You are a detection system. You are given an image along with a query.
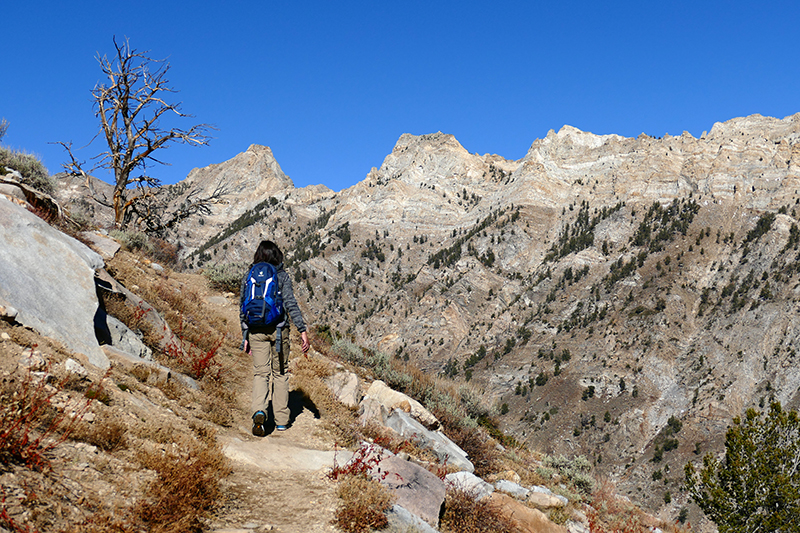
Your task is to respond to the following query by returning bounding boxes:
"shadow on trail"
[288,389,320,427]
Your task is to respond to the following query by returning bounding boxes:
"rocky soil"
[0,259,345,533]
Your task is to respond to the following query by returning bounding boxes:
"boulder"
[107,315,153,361]
[445,471,494,500]
[529,485,569,508]
[325,370,361,408]
[385,504,439,533]
[488,493,568,533]
[80,231,121,260]
[527,491,566,510]
[0,197,108,369]
[495,479,530,500]
[366,380,439,428]
[385,409,474,473]
[372,454,446,527]
[358,396,388,426]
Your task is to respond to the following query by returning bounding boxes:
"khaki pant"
[250,327,290,426]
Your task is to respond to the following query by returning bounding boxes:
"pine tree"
[684,402,800,532]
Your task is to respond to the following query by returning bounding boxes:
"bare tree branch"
[56,141,112,208]
[59,36,219,229]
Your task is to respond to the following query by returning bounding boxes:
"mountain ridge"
[55,112,800,524]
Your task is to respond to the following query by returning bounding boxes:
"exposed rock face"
[0,197,108,369]
[170,144,332,254]
[52,173,116,228]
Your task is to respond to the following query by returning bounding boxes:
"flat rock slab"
[0,197,108,369]
[374,454,446,527]
[80,231,121,260]
[221,436,352,472]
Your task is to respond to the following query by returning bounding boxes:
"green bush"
[203,262,248,293]
[0,145,54,194]
[542,454,596,496]
[685,402,800,532]
[110,229,148,250]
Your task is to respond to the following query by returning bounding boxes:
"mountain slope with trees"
[51,112,800,528]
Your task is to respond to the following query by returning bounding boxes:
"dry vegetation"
[0,243,241,532]
[440,488,516,533]
[296,327,694,533]
[333,474,393,533]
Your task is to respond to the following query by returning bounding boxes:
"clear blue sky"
[3,1,799,192]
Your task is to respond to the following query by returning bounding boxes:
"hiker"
[240,240,310,436]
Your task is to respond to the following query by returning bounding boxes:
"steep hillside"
[54,112,800,525]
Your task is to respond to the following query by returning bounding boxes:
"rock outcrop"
[0,197,108,369]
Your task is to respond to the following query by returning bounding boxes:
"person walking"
[240,240,310,436]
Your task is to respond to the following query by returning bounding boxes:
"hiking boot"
[276,425,287,431]
[252,411,266,437]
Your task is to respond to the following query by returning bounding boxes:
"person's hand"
[300,331,310,357]
[241,339,250,354]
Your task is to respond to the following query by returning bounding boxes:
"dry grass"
[334,474,394,533]
[440,488,516,533]
[443,424,500,478]
[0,366,94,472]
[107,251,238,347]
[154,376,184,401]
[291,355,360,447]
[198,377,235,427]
[72,411,127,452]
[132,421,178,445]
[129,364,153,383]
[134,437,230,533]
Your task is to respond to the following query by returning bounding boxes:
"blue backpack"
[241,262,284,327]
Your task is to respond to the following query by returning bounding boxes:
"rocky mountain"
[0,192,613,533]
[56,112,800,524]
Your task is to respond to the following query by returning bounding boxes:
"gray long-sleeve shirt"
[239,262,307,333]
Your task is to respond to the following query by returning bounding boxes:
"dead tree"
[61,37,222,230]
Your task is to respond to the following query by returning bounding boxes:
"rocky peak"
[706,112,800,141]
[184,143,294,198]
[392,131,468,155]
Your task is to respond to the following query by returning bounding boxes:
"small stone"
[0,332,10,340]
[0,305,18,320]
[65,358,88,377]
[19,349,46,370]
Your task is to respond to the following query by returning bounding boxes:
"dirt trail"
[202,294,347,533]
[208,404,343,533]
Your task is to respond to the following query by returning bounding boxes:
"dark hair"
[253,240,283,266]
